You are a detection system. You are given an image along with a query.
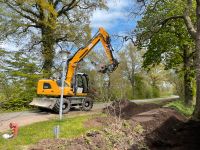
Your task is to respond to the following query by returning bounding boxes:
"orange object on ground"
[9,122,19,137]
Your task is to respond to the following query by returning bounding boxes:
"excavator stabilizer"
[30,98,57,109]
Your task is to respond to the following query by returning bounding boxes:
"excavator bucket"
[29,98,57,109]
[98,59,119,74]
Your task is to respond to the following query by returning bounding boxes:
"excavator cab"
[74,73,89,94]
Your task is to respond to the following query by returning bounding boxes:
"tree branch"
[12,0,40,18]
[18,24,40,35]
[5,1,38,24]
[78,1,97,10]
[19,5,40,18]
[183,0,196,39]
[56,34,69,43]
[53,0,61,9]
[159,16,184,26]
[58,0,80,16]
[63,12,78,23]
[27,40,43,52]
[136,15,184,46]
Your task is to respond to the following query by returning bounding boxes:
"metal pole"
[59,60,66,120]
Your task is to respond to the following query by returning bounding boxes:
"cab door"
[74,74,89,94]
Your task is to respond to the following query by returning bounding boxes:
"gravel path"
[0,96,179,132]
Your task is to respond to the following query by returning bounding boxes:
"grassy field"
[165,100,194,117]
[0,114,102,150]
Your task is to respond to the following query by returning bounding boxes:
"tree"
[0,50,41,109]
[0,0,106,77]
[135,0,200,119]
[136,10,195,105]
[115,43,168,99]
[119,43,142,98]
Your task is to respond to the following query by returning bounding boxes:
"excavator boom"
[65,27,118,87]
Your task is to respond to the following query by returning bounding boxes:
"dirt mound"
[103,100,195,150]
[29,131,107,150]
[103,99,161,119]
[144,119,200,150]
[30,100,200,150]
[130,108,187,133]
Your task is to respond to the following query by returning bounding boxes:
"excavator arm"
[65,27,118,87]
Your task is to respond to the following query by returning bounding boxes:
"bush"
[0,85,37,111]
[165,100,194,117]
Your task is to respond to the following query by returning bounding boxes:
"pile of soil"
[29,131,107,150]
[103,99,161,119]
[29,100,200,150]
[144,118,200,150]
[130,108,187,133]
[103,100,200,150]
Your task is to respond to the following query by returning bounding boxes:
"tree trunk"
[183,46,193,105]
[131,81,135,99]
[105,74,112,100]
[184,72,193,105]
[193,0,200,119]
[41,27,55,78]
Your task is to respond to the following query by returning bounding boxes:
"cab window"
[77,75,83,87]
[43,83,51,89]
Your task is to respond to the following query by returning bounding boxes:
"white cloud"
[90,0,132,29]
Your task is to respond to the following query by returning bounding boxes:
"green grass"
[165,100,194,117]
[0,114,102,150]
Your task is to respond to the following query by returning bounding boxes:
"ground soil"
[103,99,162,119]
[143,116,200,150]
[29,100,200,150]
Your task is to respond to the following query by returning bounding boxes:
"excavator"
[30,27,118,113]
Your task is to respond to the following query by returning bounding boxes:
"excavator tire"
[82,98,93,111]
[53,99,71,114]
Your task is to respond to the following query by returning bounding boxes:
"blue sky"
[90,0,137,36]
[90,0,139,52]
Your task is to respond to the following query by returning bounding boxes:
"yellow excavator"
[30,27,118,113]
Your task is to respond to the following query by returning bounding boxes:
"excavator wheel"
[82,98,93,111]
[53,99,71,114]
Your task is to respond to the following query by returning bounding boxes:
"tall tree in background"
[135,0,200,119]
[0,0,106,77]
[136,10,195,105]
[119,43,142,98]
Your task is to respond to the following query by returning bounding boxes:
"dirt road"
[0,96,178,132]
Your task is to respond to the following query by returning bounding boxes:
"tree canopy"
[0,0,106,76]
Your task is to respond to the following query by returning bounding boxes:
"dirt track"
[0,96,178,132]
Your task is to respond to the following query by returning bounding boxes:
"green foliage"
[135,0,196,104]
[165,100,194,117]
[0,50,41,110]
[136,0,195,71]
[0,114,100,150]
